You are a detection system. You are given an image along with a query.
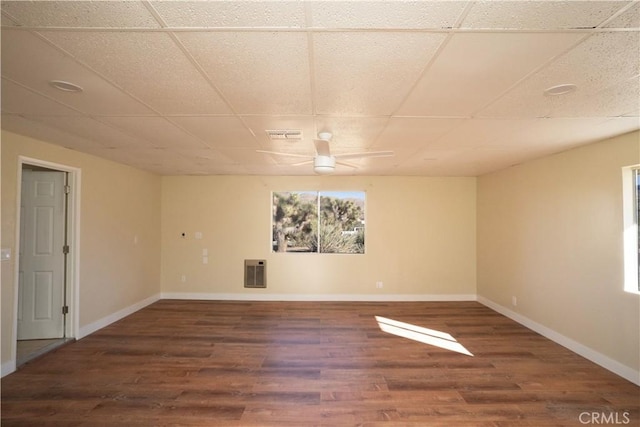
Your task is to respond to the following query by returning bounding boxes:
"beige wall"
[477,131,640,373]
[161,175,477,297]
[1,131,162,367]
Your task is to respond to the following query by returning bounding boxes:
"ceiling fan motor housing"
[314,155,336,174]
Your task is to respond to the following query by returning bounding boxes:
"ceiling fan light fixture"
[314,155,336,174]
[318,131,333,141]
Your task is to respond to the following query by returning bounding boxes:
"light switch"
[203,256,209,264]
[1,248,11,261]
[195,232,203,240]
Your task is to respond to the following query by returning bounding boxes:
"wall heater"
[244,259,266,288]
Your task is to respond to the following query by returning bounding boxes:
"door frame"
[12,156,81,366]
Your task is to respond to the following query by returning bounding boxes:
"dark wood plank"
[2,300,638,426]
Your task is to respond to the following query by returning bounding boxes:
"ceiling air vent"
[266,129,303,140]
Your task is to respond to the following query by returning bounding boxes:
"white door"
[18,169,66,340]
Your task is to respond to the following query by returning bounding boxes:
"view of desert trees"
[272,191,365,254]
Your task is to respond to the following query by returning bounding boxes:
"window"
[622,166,640,293]
[272,191,365,254]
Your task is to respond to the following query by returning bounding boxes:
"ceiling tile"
[1,13,18,26]
[244,164,311,176]
[505,117,635,152]
[1,1,160,28]
[553,75,640,118]
[434,118,640,175]
[1,29,155,116]
[40,31,232,115]
[178,32,312,115]
[173,148,236,166]
[374,118,463,150]
[313,32,447,115]
[2,114,109,152]
[397,32,585,117]
[1,79,81,116]
[478,32,640,118]
[428,118,537,149]
[309,1,468,29]
[604,2,640,28]
[149,1,306,28]
[446,148,539,175]
[595,117,640,139]
[168,116,259,149]
[400,146,550,176]
[461,1,630,29]
[24,115,156,149]
[391,148,467,176]
[100,117,211,150]
[219,147,278,167]
[91,147,189,174]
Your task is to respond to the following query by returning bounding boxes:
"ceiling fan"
[257,132,394,174]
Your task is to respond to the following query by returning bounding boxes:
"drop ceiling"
[1,0,638,176]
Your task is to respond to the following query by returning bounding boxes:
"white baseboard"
[1,360,16,377]
[77,293,160,340]
[477,295,640,386]
[161,292,477,302]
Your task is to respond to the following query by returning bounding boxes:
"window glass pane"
[319,191,366,254]
[272,192,317,253]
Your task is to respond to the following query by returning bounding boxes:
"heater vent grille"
[244,259,266,288]
[266,129,302,140]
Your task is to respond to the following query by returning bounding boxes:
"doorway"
[15,159,78,367]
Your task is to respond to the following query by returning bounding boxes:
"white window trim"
[622,165,639,294]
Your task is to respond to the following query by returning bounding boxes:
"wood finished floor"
[1,300,638,426]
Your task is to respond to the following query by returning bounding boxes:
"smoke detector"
[49,80,83,93]
[544,84,577,96]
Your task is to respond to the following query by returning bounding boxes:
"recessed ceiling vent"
[266,129,303,140]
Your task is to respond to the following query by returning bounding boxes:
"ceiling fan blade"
[313,139,331,157]
[291,159,314,167]
[334,151,395,160]
[336,160,359,169]
[256,150,313,159]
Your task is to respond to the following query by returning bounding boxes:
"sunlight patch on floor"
[375,316,473,356]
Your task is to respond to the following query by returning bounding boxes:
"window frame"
[271,190,366,255]
[622,165,640,294]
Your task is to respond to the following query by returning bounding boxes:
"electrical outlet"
[512,296,517,307]
[376,281,383,289]
[181,274,187,283]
